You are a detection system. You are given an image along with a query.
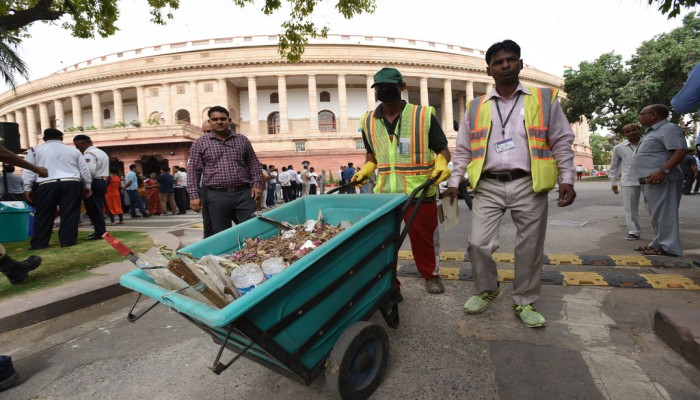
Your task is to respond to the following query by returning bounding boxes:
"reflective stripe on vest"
[466,86,559,193]
[360,104,436,195]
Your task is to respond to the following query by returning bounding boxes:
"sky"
[6,0,698,88]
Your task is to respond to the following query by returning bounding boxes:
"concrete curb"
[654,308,700,369]
[0,230,181,334]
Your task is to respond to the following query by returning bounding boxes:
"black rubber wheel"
[325,321,390,400]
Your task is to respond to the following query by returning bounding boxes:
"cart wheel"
[325,321,389,400]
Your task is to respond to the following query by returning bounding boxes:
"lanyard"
[494,92,521,137]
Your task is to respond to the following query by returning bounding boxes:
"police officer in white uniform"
[23,129,92,249]
[73,134,109,240]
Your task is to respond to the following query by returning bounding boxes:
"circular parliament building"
[0,34,593,177]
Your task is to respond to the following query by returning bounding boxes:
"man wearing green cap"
[352,67,451,294]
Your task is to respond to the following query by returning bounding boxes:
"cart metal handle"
[399,177,436,244]
[325,181,356,194]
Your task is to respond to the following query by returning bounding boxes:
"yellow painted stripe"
[609,255,653,266]
[493,253,515,263]
[440,252,465,261]
[440,267,460,280]
[562,272,608,286]
[547,254,583,265]
[498,269,514,283]
[639,274,700,290]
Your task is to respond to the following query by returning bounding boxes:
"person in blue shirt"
[125,164,150,218]
[342,162,356,194]
[157,167,177,215]
[672,62,700,114]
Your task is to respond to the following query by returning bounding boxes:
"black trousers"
[84,178,107,236]
[204,188,256,235]
[174,187,187,214]
[31,180,82,248]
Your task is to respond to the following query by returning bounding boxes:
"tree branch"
[0,0,66,32]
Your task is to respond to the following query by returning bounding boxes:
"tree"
[0,0,376,87]
[589,133,616,166]
[651,0,700,18]
[0,28,27,88]
[563,12,700,135]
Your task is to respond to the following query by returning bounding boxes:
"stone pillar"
[136,86,147,125]
[486,83,493,95]
[247,77,259,135]
[307,75,319,132]
[162,83,172,124]
[0,115,5,122]
[218,78,228,110]
[337,74,348,131]
[6,113,15,123]
[420,77,429,106]
[14,109,28,149]
[71,95,83,129]
[39,102,50,133]
[457,94,465,127]
[54,99,65,130]
[26,106,39,146]
[91,92,102,129]
[443,79,454,133]
[278,75,289,134]
[366,75,375,110]
[189,80,200,127]
[113,89,124,123]
[466,81,474,103]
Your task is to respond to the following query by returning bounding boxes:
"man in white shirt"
[278,166,291,202]
[609,124,643,241]
[172,166,188,214]
[24,129,92,249]
[301,162,311,196]
[287,165,299,200]
[73,134,109,240]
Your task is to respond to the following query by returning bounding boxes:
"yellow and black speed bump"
[598,271,653,288]
[541,271,565,285]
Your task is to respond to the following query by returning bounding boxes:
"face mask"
[377,87,401,103]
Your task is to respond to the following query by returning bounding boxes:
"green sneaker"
[463,287,502,314]
[513,304,546,328]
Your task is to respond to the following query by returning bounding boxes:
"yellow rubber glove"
[351,161,377,186]
[431,153,451,185]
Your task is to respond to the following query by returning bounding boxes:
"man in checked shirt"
[187,106,264,236]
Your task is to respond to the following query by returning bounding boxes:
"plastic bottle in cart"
[261,257,286,279]
[230,263,265,296]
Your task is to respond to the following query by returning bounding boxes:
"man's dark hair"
[649,104,670,119]
[282,166,287,171]
[129,164,137,171]
[172,165,180,171]
[179,167,186,172]
[348,162,354,168]
[208,106,229,117]
[288,165,293,169]
[485,39,521,65]
[261,164,267,169]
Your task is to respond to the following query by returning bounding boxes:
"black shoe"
[0,255,42,284]
[86,233,102,240]
[142,214,152,218]
[0,355,19,391]
[131,215,142,218]
[390,289,403,303]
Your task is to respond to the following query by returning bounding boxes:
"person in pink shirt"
[444,39,576,328]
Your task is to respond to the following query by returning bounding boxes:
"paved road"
[1,182,699,399]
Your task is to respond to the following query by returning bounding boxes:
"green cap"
[372,67,404,88]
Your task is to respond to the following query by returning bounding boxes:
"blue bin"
[0,201,30,243]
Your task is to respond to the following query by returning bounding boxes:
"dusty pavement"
[0,181,699,399]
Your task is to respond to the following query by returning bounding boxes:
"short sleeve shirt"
[630,120,686,182]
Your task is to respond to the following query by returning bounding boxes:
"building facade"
[0,34,593,178]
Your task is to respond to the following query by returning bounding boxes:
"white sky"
[6,0,697,88]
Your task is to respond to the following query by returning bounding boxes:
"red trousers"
[402,201,439,281]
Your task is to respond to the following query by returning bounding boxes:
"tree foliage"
[563,12,700,135]
[589,133,616,166]
[651,0,700,18]
[0,0,376,87]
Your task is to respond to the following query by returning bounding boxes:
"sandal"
[634,246,655,252]
[641,247,678,257]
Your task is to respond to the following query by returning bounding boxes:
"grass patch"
[0,231,152,299]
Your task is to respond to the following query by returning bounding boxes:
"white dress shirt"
[83,145,110,179]
[23,139,91,191]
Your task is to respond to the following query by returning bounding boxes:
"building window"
[355,140,365,150]
[267,112,280,135]
[319,91,331,102]
[318,110,336,132]
[103,109,111,120]
[270,92,279,104]
[294,141,306,152]
[175,109,191,124]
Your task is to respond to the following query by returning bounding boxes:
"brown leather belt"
[206,184,250,193]
[481,169,530,182]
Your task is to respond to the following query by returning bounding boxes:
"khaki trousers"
[469,176,548,306]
